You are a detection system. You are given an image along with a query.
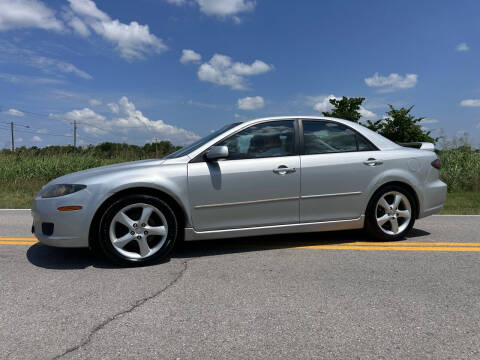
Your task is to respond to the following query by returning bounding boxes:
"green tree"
[322,96,366,122]
[365,105,436,143]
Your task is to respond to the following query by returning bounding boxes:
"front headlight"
[39,184,87,198]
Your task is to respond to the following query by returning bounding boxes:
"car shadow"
[26,227,431,270]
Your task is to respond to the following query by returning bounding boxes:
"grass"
[441,192,480,215]
[0,149,479,213]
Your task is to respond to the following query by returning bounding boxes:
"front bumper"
[31,190,94,248]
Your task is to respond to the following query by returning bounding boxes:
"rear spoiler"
[398,142,435,151]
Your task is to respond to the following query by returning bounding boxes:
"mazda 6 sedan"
[32,116,447,265]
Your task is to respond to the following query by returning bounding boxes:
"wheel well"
[88,187,187,250]
[369,181,420,219]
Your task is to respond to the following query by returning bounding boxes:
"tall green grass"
[0,147,478,209]
[0,153,125,184]
[438,149,480,192]
[0,149,479,189]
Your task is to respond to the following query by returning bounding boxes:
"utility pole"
[10,121,14,152]
[153,137,159,158]
[73,120,77,150]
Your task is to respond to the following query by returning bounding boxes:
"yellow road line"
[348,241,480,247]
[0,237,37,241]
[0,237,38,245]
[1,237,480,252]
[0,241,37,245]
[296,245,480,252]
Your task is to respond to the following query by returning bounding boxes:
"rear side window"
[302,121,376,154]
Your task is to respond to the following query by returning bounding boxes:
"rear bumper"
[31,190,92,248]
[418,179,447,219]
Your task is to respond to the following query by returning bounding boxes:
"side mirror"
[205,146,229,161]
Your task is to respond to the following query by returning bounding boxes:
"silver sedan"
[32,116,447,265]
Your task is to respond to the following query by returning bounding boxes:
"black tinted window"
[218,121,295,160]
[303,121,357,154]
[357,133,377,151]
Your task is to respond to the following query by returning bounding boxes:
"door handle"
[364,158,383,166]
[273,165,296,175]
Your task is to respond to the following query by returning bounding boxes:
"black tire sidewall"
[365,185,416,241]
[98,194,178,265]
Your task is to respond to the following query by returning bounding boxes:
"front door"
[188,120,300,231]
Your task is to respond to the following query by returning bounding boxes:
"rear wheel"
[365,185,416,241]
[98,195,179,265]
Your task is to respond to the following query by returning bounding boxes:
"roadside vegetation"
[0,99,478,212]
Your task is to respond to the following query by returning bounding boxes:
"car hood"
[48,158,166,185]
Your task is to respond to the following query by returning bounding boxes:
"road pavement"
[1,211,479,359]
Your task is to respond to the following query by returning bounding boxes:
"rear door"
[300,120,382,222]
[188,120,301,231]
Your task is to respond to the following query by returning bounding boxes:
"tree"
[322,96,366,123]
[365,105,436,143]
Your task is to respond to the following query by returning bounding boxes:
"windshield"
[165,122,242,159]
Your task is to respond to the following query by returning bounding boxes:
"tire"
[97,194,179,266]
[365,184,416,241]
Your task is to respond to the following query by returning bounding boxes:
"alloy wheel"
[375,191,411,235]
[108,203,168,259]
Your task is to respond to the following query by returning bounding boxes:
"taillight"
[431,159,441,169]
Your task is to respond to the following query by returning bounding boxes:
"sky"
[0,0,479,148]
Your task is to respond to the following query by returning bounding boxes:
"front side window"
[166,122,241,159]
[303,121,375,154]
[217,120,295,160]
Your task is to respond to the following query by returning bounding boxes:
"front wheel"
[365,185,416,241]
[98,195,179,265]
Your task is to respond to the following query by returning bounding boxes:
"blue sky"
[0,0,479,148]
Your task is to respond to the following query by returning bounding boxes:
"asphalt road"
[1,211,480,359]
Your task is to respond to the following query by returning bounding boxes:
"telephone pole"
[10,121,14,152]
[153,137,159,158]
[73,120,77,150]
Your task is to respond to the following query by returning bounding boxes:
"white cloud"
[0,72,64,85]
[52,96,200,145]
[165,0,255,20]
[310,94,378,120]
[364,73,418,93]
[32,135,42,142]
[197,54,273,90]
[358,107,376,119]
[237,96,264,110]
[196,0,256,17]
[68,0,167,61]
[165,0,187,4]
[311,94,337,113]
[88,98,102,106]
[180,49,202,64]
[456,42,469,52]
[26,55,92,79]
[68,16,90,36]
[6,108,24,116]
[420,118,439,124]
[0,0,64,31]
[0,41,92,80]
[460,99,480,107]
[108,102,119,113]
[67,0,109,22]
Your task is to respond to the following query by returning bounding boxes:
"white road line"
[0,209,31,211]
